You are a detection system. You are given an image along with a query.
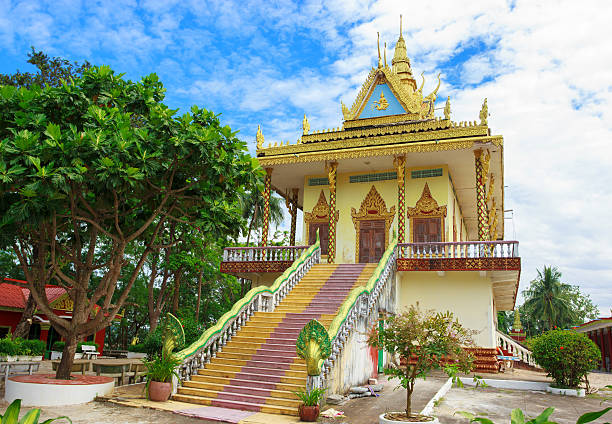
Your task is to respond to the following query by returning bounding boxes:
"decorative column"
[286,188,299,246]
[600,329,606,370]
[261,167,273,247]
[327,162,338,263]
[474,149,490,241]
[394,156,406,243]
[607,327,612,371]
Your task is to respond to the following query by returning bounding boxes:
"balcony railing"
[222,245,309,262]
[398,240,519,259]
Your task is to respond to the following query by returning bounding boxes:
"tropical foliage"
[458,406,610,424]
[367,304,475,418]
[0,399,71,423]
[531,329,600,389]
[499,266,599,337]
[293,387,326,406]
[0,62,256,378]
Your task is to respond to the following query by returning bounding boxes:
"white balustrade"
[496,330,538,368]
[223,245,309,263]
[397,240,519,260]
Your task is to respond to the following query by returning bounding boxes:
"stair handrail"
[175,235,321,381]
[319,237,397,382]
[496,330,538,368]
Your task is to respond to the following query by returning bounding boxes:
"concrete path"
[433,385,612,424]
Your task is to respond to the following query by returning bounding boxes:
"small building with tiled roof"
[574,316,612,372]
[0,279,107,355]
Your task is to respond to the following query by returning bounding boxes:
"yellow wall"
[302,166,469,262]
[396,271,496,347]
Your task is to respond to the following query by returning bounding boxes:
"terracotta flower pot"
[148,380,172,402]
[299,405,320,422]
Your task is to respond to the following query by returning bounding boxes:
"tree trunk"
[195,269,203,322]
[171,267,184,315]
[13,295,37,339]
[149,310,161,333]
[55,333,78,380]
[245,203,258,247]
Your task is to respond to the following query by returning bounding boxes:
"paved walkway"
[433,385,612,424]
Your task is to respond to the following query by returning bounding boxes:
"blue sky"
[1,0,611,315]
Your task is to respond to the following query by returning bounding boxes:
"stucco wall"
[396,271,495,347]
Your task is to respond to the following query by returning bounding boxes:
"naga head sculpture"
[296,319,331,376]
[162,312,185,360]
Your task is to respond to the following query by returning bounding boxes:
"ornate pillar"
[327,162,338,263]
[286,188,299,246]
[261,168,273,246]
[394,156,406,243]
[600,329,606,370]
[607,328,612,371]
[474,149,490,241]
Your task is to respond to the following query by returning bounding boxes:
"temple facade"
[185,22,524,414]
[221,24,520,349]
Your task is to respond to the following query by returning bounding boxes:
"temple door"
[359,220,385,263]
[413,218,441,243]
[309,223,329,255]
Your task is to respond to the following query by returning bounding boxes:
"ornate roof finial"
[479,98,489,125]
[444,96,451,119]
[256,125,264,150]
[392,15,415,89]
[513,309,523,331]
[302,114,310,135]
[377,32,382,69]
[384,42,387,67]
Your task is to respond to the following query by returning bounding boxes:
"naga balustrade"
[222,245,309,262]
[315,241,398,390]
[176,243,321,383]
[398,240,519,259]
[497,330,538,368]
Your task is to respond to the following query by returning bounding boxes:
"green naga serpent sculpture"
[162,313,185,359]
[296,319,331,376]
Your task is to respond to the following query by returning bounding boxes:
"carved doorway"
[359,220,385,263]
[304,190,336,257]
[352,185,395,263]
[308,222,329,255]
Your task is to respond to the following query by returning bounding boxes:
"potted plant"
[532,329,600,397]
[0,337,18,361]
[367,304,475,424]
[51,341,65,360]
[144,353,182,401]
[293,388,326,422]
[127,342,147,359]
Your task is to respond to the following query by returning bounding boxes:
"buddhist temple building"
[178,20,523,414]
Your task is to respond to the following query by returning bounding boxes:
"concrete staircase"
[173,263,377,415]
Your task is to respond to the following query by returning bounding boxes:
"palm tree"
[240,189,284,246]
[522,266,576,331]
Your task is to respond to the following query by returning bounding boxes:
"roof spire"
[392,14,416,90]
[384,42,387,67]
[377,32,382,68]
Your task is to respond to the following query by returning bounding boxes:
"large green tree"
[0,48,91,339]
[0,65,255,378]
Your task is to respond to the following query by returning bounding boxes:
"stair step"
[198,369,306,385]
[172,393,298,416]
[210,357,305,370]
[182,381,299,401]
[190,374,303,392]
[205,363,306,378]
[177,387,301,408]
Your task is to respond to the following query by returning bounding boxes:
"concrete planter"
[546,386,585,397]
[5,374,114,406]
[127,352,146,359]
[379,413,439,424]
[0,355,18,362]
[50,351,62,360]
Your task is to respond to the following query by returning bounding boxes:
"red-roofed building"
[574,316,612,372]
[0,279,107,355]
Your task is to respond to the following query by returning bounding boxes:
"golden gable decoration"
[352,185,396,262]
[407,182,447,218]
[50,294,74,311]
[305,190,331,224]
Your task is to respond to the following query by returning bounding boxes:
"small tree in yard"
[367,304,475,420]
[532,329,600,389]
[0,66,255,379]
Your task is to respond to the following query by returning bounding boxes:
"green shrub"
[293,388,326,406]
[0,337,18,356]
[76,341,99,352]
[20,339,46,355]
[144,354,181,384]
[532,330,600,388]
[142,329,163,358]
[51,341,65,352]
[128,343,146,353]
